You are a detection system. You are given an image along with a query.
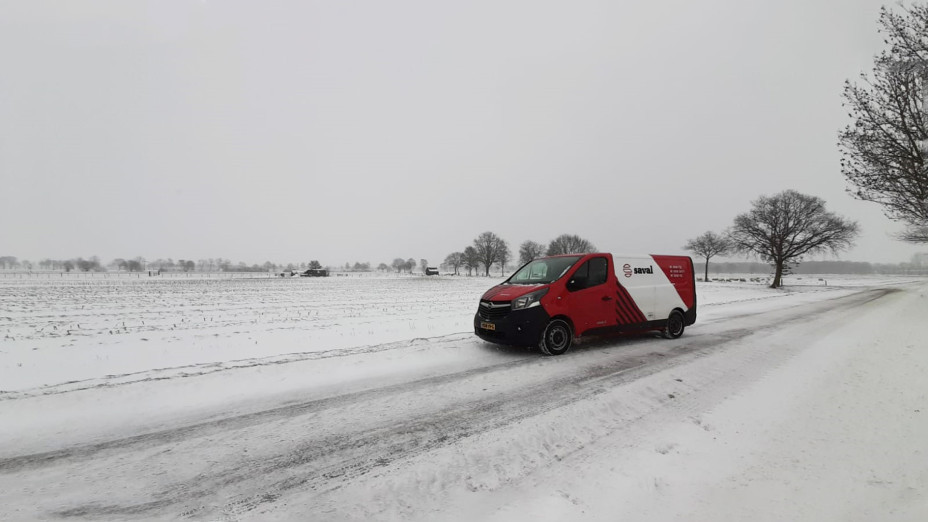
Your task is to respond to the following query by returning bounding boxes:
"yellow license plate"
[480,322,496,331]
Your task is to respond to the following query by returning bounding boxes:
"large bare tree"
[839,4,928,242]
[518,240,546,265]
[683,231,732,283]
[473,231,509,276]
[729,190,859,288]
[546,234,597,256]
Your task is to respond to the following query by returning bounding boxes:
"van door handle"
[601,296,613,301]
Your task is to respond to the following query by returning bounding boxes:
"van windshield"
[507,256,582,285]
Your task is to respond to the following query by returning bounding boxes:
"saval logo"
[624,264,654,277]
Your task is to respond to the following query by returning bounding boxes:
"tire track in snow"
[0,332,475,401]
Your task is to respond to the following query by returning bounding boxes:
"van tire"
[539,319,573,356]
[663,310,685,339]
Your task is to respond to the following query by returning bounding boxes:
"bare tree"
[443,252,464,275]
[420,259,428,274]
[546,234,597,256]
[473,231,505,276]
[463,246,480,276]
[518,240,545,265]
[729,190,860,288]
[75,257,103,272]
[495,238,511,275]
[683,231,732,282]
[839,4,928,242]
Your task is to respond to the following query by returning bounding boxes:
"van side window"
[569,262,588,290]
[589,257,608,286]
[567,257,608,291]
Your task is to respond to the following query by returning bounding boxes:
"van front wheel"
[663,310,685,339]
[539,319,573,356]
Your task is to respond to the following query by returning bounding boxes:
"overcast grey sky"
[2,0,925,267]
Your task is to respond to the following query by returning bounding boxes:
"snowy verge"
[407,282,928,522]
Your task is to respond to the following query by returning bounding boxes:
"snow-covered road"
[1,277,926,520]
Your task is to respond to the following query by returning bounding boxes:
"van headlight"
[512,288,548,310]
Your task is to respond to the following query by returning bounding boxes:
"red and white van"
[474,253,696,355]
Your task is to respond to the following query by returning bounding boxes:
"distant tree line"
[0,256,349,274]
[5,248,925,279]
[697,260,928,277]
[0,256,20,270]
[0,254,441,275]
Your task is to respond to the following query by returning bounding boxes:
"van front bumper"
[473,306,550,347]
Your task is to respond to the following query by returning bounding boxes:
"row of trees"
[442,232,597,276]
[17,257,106,272]
[390,258,420,273]
[0,257,336,274]
[436,4,928,286]
[680,5,928,288]
[424,233,511,276]
[0,254,447,275]
[685,190,860,288]
[439,196,859,289]
[441,232,508,276]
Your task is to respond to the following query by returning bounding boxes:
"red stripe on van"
[615,281,647,324]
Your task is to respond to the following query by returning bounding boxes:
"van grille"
[478,300,511,320]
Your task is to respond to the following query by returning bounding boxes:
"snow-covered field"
[1,273,926,520]
[1,273,492,394]
[0,272,888,395]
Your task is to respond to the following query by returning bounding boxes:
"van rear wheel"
[539,319,572,356]
[663,310,685,339]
